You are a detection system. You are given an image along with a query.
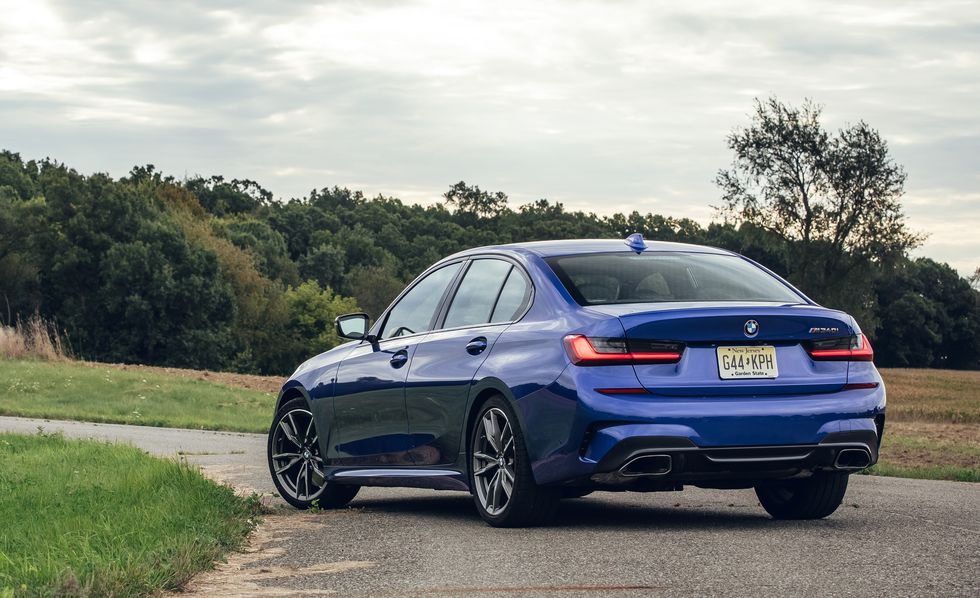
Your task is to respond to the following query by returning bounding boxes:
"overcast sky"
[1,0,977,275]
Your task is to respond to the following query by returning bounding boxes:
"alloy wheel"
[270,408,326,503]
[472,407,516,515]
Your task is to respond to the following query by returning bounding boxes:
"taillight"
[806,334,874,362]
[564,335,683,366]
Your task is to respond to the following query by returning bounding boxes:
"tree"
[444,181,508,220]
[716,98,922,323]
[299,243,347,291]
[185,176,272,217]
[347,263,406,321]
[874,259,980,368]
[282,281,360,364]
[216,217,299,286]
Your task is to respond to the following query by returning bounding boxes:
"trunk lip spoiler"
[582,300,836,318]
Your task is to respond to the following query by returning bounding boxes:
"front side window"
[547,252,803,305]
[380,263,461,339]
[444,259,514,329]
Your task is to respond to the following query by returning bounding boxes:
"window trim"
[433,255,534,334]
[372,260,466,343]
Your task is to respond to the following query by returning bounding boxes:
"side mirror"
[335,313,371,340]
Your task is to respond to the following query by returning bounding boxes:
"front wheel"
[268,398,359,510]
[470,396,558,527]
[755,471,849,520]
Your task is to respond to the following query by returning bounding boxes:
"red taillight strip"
[564,335,682,366]
[842,382,880,391]
[808,334,874,362]
[595,387,650,395]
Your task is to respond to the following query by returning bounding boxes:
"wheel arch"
[275,381,312,414]
[463,378,524,473]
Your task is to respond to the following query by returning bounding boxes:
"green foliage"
[282,281,360,366]
[299,242,346,291]
[0,431,261,596]
[347,263,407,322]
[874,259,980,368]
[215,216,300,286]
[184,175,271,217]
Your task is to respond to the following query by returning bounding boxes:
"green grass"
[0,432,261,597]
[863,463,980,483]
[0,360,273,433]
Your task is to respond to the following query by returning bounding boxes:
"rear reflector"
[842,382,880,391]
[806,334,874,362]
[595,387,650,395]
[564,335,683,366]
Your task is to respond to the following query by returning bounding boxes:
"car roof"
[449,239,735,259]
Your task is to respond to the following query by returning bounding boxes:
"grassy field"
[0,432,261,597]
[868,368,979,482]
[880,368,980,423]
[0,360,276,433]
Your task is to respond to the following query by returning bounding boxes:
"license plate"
[716,345,778,380]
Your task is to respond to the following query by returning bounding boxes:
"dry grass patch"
[879,368,980,424]
[879,421,979,470]
[0,314,71,361]
[92,362,283,394]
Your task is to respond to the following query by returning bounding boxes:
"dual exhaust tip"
[618,447,872,477]
[834,448,872,470]
[620,454,672,477]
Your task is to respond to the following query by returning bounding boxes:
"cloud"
[0,0,977,274]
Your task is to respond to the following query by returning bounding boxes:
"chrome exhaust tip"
[619,454,672,477]
[834,448,872,470]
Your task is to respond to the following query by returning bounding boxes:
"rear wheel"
[268,398,359,510]
[755,472,849,520]
[470,396,558,527]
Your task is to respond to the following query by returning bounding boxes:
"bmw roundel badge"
[743,319,760,338]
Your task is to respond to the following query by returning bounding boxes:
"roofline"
[443,239,738,261]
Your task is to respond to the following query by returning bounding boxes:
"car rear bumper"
[586,430,878,489]
[521,367,886,486]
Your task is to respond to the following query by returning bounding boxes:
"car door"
[330,262,463,466]
[405,258,533,465]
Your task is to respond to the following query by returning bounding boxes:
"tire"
[755,472,849,520]
[268,397,359,510]
[469,396,559,527]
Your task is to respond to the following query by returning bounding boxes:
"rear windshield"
[546,252,803,305]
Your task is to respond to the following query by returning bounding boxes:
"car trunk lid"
[587,302,854,396]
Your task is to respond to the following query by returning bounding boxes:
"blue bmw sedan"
[267,235,885,527]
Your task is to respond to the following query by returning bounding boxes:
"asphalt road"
[4,416,978,597]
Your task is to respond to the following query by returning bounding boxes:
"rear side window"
[546,252,802,305]
[444,259,513,329]
[490,268,529,323]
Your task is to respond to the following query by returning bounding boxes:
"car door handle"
[389,350,408,368]
[465,337,488,355]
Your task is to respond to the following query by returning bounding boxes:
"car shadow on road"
[346,492,845,531]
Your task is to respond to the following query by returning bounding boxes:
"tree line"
[1,98,977,373]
